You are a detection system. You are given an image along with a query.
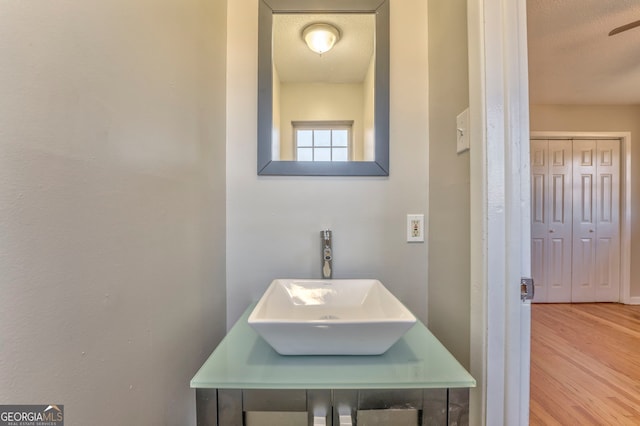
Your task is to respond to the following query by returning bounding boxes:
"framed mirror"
[257,0,389,176]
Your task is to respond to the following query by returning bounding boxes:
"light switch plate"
[407,214,424,243]
[456,108,470,153]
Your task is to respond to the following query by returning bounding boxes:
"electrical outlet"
[407,214,425,243]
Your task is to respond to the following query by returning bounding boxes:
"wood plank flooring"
[530,303,640,425]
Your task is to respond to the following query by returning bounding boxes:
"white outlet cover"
[407,214,425,243]
[456,108,470,154]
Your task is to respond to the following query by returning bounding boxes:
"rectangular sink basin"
[248,279,416,355]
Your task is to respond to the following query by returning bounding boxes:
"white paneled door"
[572,139,621,302]
[531,139,620,303]
[531,139,572,302]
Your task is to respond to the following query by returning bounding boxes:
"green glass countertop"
[190,304,476,390]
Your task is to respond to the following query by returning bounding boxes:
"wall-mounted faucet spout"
[321,230,332,279]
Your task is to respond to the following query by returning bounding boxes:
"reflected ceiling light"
[302,23,340,55]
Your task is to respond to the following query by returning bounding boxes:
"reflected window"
[293,121,352,162]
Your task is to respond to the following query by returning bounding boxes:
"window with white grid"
[293,121,353,162]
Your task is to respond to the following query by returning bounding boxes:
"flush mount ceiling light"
[302,23,340,55]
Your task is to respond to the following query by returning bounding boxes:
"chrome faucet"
[321,230,332,279]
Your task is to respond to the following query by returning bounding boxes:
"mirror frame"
[257,0,390,176]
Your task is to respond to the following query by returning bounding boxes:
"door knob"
[549,229,554,233]
[589,229,594,233]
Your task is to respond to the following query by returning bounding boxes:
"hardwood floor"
[530,303,640,425]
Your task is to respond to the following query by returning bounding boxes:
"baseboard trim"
[624,296,640,305]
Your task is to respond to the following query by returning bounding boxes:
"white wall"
[530,104,640,298]
[363,56,376,161]
[226,0,430,326]
[427,0,470,367]
[0,0,227,425]
[272,65,281,160]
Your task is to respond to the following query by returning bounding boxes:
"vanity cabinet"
[191,306,475,426]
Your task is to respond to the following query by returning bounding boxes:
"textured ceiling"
[273,13,375,84]
[528,0,640,104]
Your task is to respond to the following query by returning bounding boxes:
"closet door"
[595,140,621,301]
[530,139,572,302]
[571,139,620,302]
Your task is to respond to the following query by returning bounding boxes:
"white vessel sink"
[248,279,416,355]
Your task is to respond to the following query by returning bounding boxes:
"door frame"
[530,131,632,304]
[468,0,531,424]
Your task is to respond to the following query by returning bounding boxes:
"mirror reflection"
[257,0,389,176]
[271,13,376,162]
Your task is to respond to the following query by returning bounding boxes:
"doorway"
[530,132,632,304]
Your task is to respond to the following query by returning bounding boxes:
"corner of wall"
[426,0,471,368]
